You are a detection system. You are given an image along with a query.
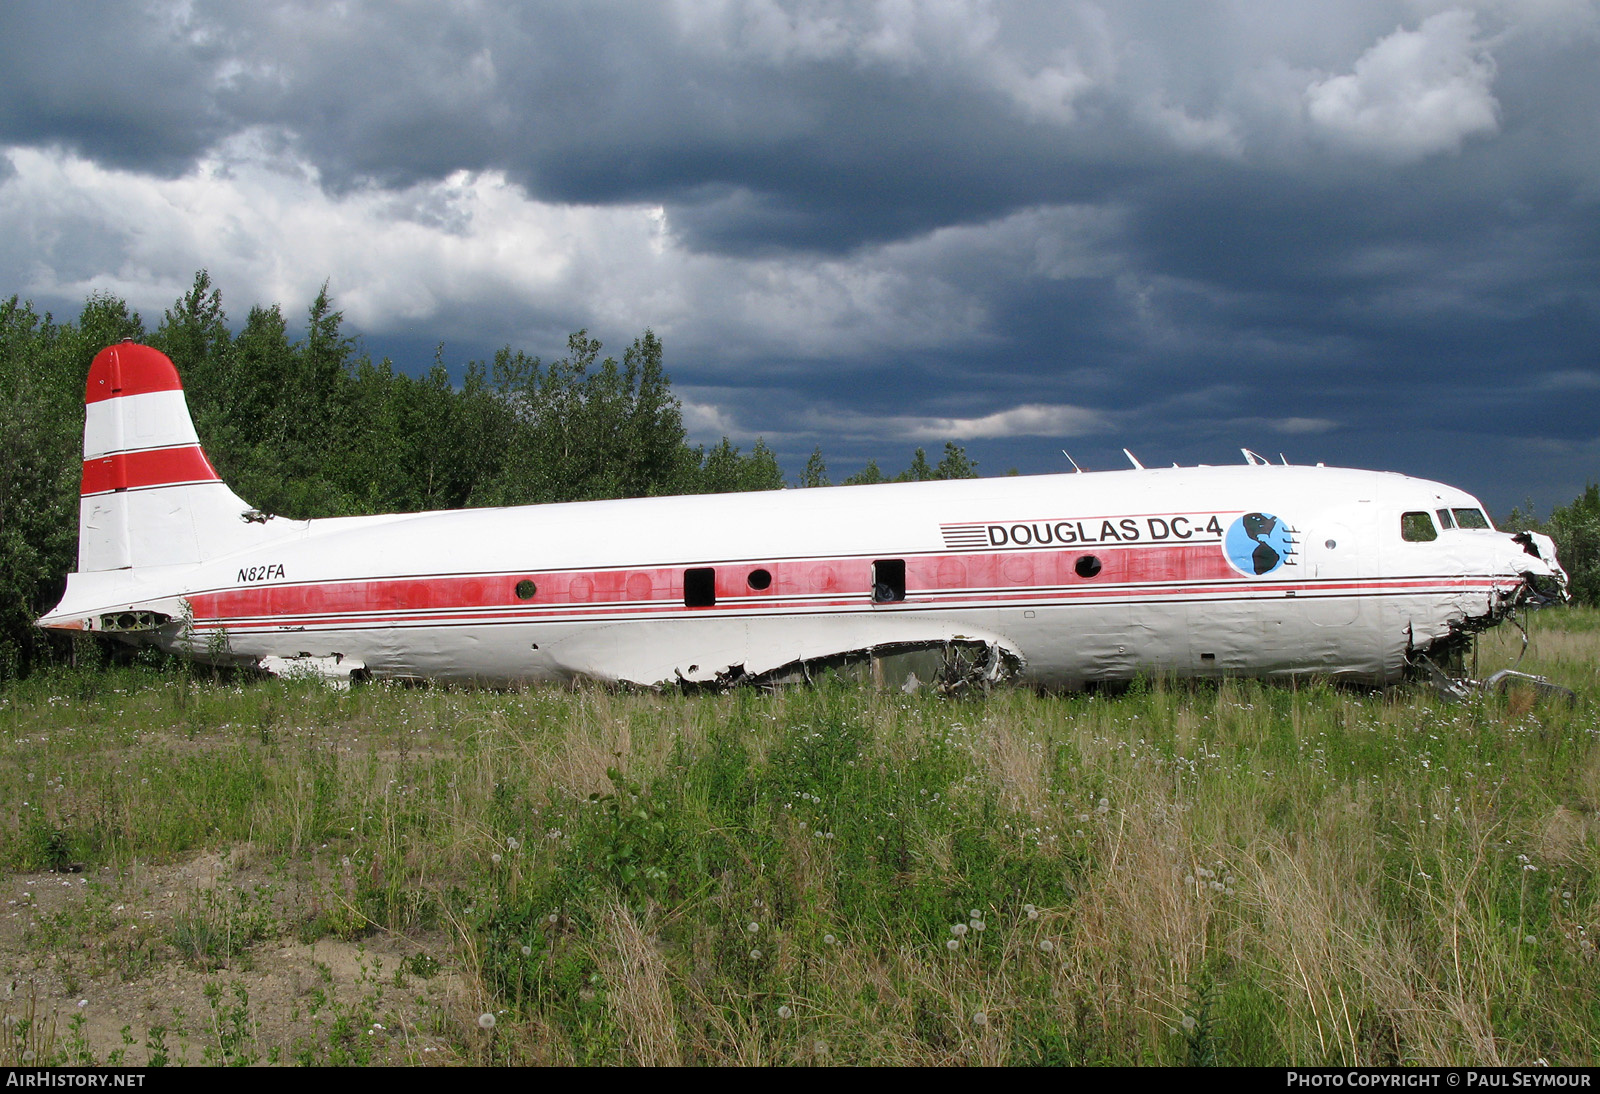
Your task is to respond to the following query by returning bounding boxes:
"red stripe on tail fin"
[81,445,221,495]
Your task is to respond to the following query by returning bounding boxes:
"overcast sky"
[3,0,1597,514]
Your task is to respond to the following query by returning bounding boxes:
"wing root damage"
[669,638,1024,695]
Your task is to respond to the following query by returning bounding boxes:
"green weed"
[2,607,1597,1065]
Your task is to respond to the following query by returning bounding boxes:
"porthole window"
[1074,555,1102,579]
[514,579,537,599]
[747,568,772,590]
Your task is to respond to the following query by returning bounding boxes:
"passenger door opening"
[684,567,716,607]
[872,559,906,603]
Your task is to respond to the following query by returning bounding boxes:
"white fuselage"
[45,463,1562,688]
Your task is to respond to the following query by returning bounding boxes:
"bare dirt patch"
[2,849,476,1066]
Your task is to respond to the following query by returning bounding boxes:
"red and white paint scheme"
[39,342,1569,689]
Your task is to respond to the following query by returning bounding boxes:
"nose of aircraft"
[1505,530,1570,604]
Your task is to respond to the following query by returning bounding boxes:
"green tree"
[618,330,697,498]
[738,439,785,492]
[0,293,144,679]
[932,442,978,479]
[473,328,703,506]
[292,283,353,455]
[227,303,297,448]
[799,446,830,488]
[895,447,934,483]
[151,270,231,413]
[693,437,785,494]
[1513,486,1600,607]
[842,460,887,486]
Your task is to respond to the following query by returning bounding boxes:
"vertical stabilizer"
[77,342,266,571]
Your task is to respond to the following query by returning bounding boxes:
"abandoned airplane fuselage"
[39,343,1569,689]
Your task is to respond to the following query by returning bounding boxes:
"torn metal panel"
[258,653,367,689]
[1479,669,1576,705]
[733,638,1022,695]
[1416,653,1575,706]
[538,614,1023,690]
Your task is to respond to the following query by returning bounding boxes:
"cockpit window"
[1436,508,1455,529]
[1401,512,1438,542]
[1452,508,1491,529]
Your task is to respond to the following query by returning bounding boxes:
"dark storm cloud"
[187,2,1165,252]
[1,0,1596,513]
[0,2,233,175]
[0,2,1193,252]
[9,3,1591,261]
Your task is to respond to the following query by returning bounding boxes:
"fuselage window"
[514,579,537,600]
[1452,508,1491,529]
[684,567,716,607]
[1074,554,1103,578]
[1436,509,1455,529]
[872,559,906,602]
[747,568,772,590]
[1401,512,1438,542]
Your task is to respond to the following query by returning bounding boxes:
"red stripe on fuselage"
[81,445,220,495]
[178,543,1503,634]
[186,578,1509,637]
[188,542,1240,622]
[84,343,185,404]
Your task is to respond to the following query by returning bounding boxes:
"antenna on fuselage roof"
[1061,450,1085,473]
[1241,448,1269,466]
[1122,449,1146,470]
[1279,453,1289,466]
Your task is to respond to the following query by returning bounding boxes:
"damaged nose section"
[1416,528,1575,704]
[1417,656,1577,706]
[1512,531,1571,605]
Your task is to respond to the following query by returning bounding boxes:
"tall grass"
[2,607,1596,1065]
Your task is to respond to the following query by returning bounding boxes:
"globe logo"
[1224,512,1294,576]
